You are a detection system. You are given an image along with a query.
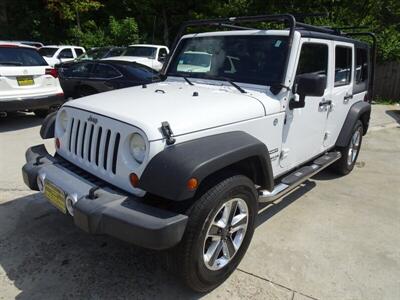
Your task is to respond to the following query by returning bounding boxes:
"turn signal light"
[187,178,198,191]
[129,173,139,188]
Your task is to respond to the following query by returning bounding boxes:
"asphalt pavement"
[0,105,399,299]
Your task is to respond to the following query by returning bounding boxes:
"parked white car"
[0,42,65,117]
[23,14,374,292]
[103,44,169,71]
[39,45,86,67]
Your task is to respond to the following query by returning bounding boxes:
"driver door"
[279,39,332,174]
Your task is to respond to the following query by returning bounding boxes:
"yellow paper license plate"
[44,180,66,214]
[17,76,34,86]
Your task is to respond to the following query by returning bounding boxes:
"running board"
[258,151,341,202]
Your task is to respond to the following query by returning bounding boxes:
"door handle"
[319,100,332,107]
[344,94,353,102]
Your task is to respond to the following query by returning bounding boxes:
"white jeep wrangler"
[23,15,375,292]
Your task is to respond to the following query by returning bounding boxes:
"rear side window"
[107,48,125,57]
[296,43,328,76]
[122,63,158,80]
[92,64,121,78]
[75,48,84,57]
[0,47,47,66]
[39,47,58,57]
[59,49,74,59]
[335,46,352,86]
[64,62,94,77]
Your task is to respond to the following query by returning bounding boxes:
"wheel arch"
[336,101,371,148]
[138,131,274,201]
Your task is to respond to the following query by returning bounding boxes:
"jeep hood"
[65,81,266,141]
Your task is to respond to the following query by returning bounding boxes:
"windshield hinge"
[161,121,176,145]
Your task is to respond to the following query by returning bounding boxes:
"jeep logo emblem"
[87,116,98,124]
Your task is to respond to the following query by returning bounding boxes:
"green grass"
[373,97,400,105]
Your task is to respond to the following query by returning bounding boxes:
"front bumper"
[0,93,65,112]
[22,145,188,250]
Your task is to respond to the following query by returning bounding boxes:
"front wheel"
[171,175,258,292]
[332,120,364,175]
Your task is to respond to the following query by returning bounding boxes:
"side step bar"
[258,151,341,202]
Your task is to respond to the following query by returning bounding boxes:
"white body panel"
[53,29,367,196]
[41,46,86,67]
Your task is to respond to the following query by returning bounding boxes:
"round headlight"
[130,133,146,163]
[59,110,68,132]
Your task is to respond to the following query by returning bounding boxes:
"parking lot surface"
[0,105,399,299]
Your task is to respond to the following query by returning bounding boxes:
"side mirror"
[290,73,327,109]
[158,53,167,62]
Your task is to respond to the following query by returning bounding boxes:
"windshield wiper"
[207,76,246,93]
[183,76,194,86]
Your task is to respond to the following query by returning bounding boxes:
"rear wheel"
[332,120,364,175]
[170,175,257,292]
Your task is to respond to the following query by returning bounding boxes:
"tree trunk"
[162,8,169,46]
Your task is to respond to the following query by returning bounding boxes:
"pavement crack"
[237,268,319,300]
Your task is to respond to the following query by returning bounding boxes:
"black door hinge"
[161,121,176,145]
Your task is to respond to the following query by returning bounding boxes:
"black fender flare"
[336,101,371,147]
[40,111,57,139]
[138,131,274,201]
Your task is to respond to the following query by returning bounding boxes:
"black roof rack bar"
[343,32,377,102]
[296,22,338,35]
[211,23,256,30]
[166,14,296,93]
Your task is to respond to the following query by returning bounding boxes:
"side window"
[58,49,74,59]
[158,48,168,61]
[355,47,368,84]
[75,48,84,57]
[296,43,328,76]
[335,46,352,86]
[92,64,121,79]
[64,62,94,77]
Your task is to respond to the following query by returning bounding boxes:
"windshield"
[38,47,58,57]
[0,47,47,66]
[167,35,288,86]
[123,46,157,59]
[77,48,110,60]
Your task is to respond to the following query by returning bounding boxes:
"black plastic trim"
[0,94,65,112]
[22,144,188,250]
[139,131,274,201]
[336,101,371,147]
[40,111,57,139]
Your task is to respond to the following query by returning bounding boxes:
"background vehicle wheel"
[332,120,364,175]
[75,86,97,98]
[33,109,50,118]
[170,174,258,292]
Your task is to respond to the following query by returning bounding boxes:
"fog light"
[129,173,139,188]
[66,194,78,216]
[36,174,46,192]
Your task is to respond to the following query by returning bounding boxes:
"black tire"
[34,109,50,118]
[170,174,258,292]
[332,120,364,175]
[75,86,97,99]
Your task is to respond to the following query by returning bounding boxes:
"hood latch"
[161,121,176,145]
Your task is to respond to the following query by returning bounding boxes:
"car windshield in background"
[123,46,157,58]
[0,47,47,66]
[167,35,288,86]
[78,48,110,60]
[38,47,58,57]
